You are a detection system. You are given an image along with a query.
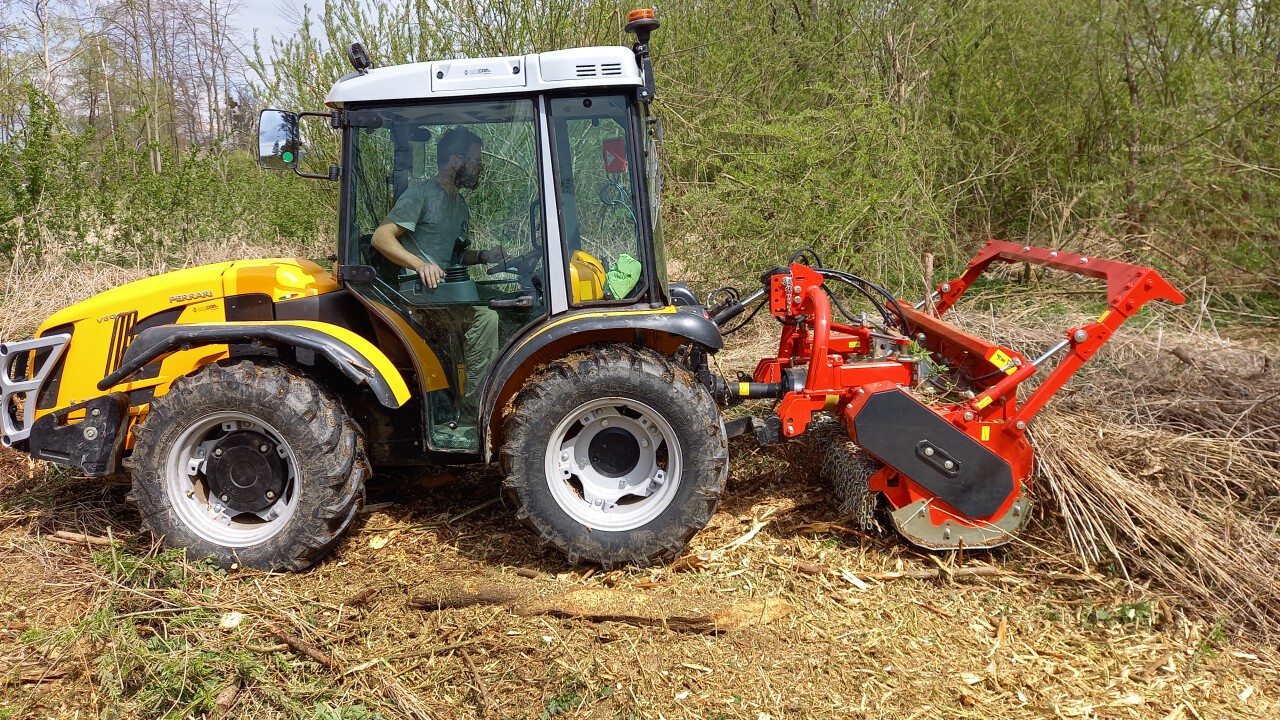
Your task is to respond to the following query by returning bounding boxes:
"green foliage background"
[3,0,1278,305]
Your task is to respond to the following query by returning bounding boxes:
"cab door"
[546,94,654,307]
[340,98,547,452]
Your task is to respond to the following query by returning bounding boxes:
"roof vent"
[601,63,622,76]
[576,64,598,77]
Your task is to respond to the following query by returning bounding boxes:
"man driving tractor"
[371,126,505,438]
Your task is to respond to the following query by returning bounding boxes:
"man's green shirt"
[385,178,470,266]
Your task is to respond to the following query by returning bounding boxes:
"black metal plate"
[29,393,129,476]
[852,389,1013,519]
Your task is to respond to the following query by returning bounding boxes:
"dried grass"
[949,289,1280,641]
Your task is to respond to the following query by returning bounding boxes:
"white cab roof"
[325,46,641,106]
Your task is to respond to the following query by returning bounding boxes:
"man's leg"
[461,306,499,419]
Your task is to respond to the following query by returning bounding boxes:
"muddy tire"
[127,361,367,571]
[501,345,728,567]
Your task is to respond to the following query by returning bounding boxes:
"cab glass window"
[548,95,646,304]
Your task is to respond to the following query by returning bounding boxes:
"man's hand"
[416,262,444,289]
[477,246,508,266]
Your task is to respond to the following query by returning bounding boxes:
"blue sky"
[232,0,308,48]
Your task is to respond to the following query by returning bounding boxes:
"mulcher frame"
[746,240,1185,545]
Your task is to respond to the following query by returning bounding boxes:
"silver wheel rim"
[543,397,682,532]
[164,411,300,547]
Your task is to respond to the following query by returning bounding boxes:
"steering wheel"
[486,246,542,281]
[478,198,545,307]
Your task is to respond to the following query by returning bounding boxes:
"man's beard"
[456,165,481,190]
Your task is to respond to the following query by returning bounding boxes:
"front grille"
[104,311,138,377]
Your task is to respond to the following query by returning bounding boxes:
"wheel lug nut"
[260,444,269,453]
[220,494,229,502]
[266,491,275,499]
[618,480,627,489]
[600,419,608,427]
[213,448,223,457]
[640,440,648,448]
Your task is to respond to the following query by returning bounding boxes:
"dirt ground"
[1,437,1276,719]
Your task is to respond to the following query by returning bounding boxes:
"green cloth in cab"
[606,253,642,299]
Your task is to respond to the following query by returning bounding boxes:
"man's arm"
[371,222,444,288]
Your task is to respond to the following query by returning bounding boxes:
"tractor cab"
[257,12,685,453]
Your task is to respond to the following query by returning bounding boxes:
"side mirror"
[257,109,301,170]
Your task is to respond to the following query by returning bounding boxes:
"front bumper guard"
[1,333,71,446]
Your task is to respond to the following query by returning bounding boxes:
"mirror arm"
[290,110,342,181]
[294,164,340,181]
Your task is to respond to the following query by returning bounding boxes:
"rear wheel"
[501,346,728,567]
[128,361,367,571]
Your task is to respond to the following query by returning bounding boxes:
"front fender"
[98,321,411,408]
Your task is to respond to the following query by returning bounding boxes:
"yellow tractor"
[2,11,729,570]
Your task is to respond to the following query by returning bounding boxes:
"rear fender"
[477,306,723,461]
[98,321,411,409]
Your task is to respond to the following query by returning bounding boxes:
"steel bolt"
[266,491,275,499]
[640,439,648,448]
[1079,257,1089,264]
[220,494,229,502]
[1073,329,1088,343]
[1049,251,1058,258]
[259,443,270,453]
[1022,246,1030,252]
[940,283,952,293]
[600,419,609,427]
[963,411,974,421]
[618,481,627,490]
[943,460,954,470]
[924,447,935,457]
[560,451,569,461]
[91,408,101,417]
[82,426,99,440]
[214,448,224,457]
[1015,420,1026,430]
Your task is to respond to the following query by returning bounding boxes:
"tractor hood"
[37,258,339,337]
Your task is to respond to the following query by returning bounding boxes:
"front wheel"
[501,346,728,567]
[128,361,368,571]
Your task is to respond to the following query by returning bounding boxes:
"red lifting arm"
[926,240,1186,427]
